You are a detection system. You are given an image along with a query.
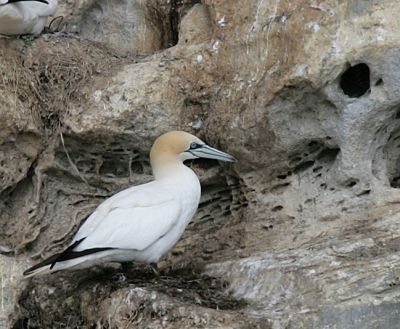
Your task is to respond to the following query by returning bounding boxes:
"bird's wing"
[72,182,181,252]
[21,0,57,17]
[38,0,57,16]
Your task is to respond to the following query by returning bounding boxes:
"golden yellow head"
[150,131,236,173]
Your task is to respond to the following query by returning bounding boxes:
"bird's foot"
[18,34,37,43]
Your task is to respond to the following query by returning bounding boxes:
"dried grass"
[0,37,124,132]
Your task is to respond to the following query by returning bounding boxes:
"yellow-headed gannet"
[24,131,236,277]
[0,0,57,36]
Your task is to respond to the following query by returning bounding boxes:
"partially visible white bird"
[24,131,236,277]
[0,0,58,36]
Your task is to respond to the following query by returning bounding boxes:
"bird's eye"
[190,142,199,149]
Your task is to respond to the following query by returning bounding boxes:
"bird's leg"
[18,34,37,42]
[150,262,160,277]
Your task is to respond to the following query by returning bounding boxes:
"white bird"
[24,131,236,277]
[0,0,58,36]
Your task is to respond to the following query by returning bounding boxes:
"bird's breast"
[163,169,201,225]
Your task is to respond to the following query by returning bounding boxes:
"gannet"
[24,131,236,277]
[0,0,58,36]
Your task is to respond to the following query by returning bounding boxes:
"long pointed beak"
[190,145,237,162]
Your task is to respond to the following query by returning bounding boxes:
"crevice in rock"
[54,135,148,180]
[157,0,202,48]
[345,179,359,187]
[269,182,291,194]
[0,159,39,251]
[340,63,371,98]
[11,317,29,329]
[373,111,400,188]
[277,171,292,179]
[357,189,371,196]
[293,160,315,174]
[169,0,183,46]
[317,147,340,164]
[288,142,339,176]
[271,205,283,212]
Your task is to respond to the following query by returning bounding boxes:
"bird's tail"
[23,253,61,278]
[23,264,53,278]
[23,239,115,278]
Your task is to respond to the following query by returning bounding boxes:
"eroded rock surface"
[1,0,400,328]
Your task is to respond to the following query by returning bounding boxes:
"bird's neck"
[153,161,201,207]
[152,161,197,183]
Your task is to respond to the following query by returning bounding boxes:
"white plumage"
[0,0,58,36]
[24,131,236,277]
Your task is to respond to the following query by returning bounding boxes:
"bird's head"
[150,131,236,176]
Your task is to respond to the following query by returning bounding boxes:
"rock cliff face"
[1,0,400,328]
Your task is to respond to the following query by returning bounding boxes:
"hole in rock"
[293,160,315,174]
[375,78,383,86]
[277,172,291,179]
[307,141,323,153]
[289,155,302,166]
[269,182,291,195]
[357,189,371,196]
[391,176,400,188]
[313,166,323,173]
[263,224,274,231]
[317,148,340,164]
[271,205,283,212]
[168,0,201,46]
[340,63,370,98]
[346,179,358,187]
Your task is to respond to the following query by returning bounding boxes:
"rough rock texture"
[2,0,400,328]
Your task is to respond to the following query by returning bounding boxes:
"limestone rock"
[178,4,212,46]
[2,0,400,328]
[0,256,27,329]
[77,0,162,54]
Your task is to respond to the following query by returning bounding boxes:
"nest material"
[0,37,124,131]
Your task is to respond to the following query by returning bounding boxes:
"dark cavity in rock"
[340,63,371,98]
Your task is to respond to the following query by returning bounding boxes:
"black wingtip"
[23,237,114,276]
[23,239,85,277]
[23,253,61,276]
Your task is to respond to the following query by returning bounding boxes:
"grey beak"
[190,144,237,162]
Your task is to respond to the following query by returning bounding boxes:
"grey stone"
[2,0,400,328]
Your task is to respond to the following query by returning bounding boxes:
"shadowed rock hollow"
[2,0,400,328]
